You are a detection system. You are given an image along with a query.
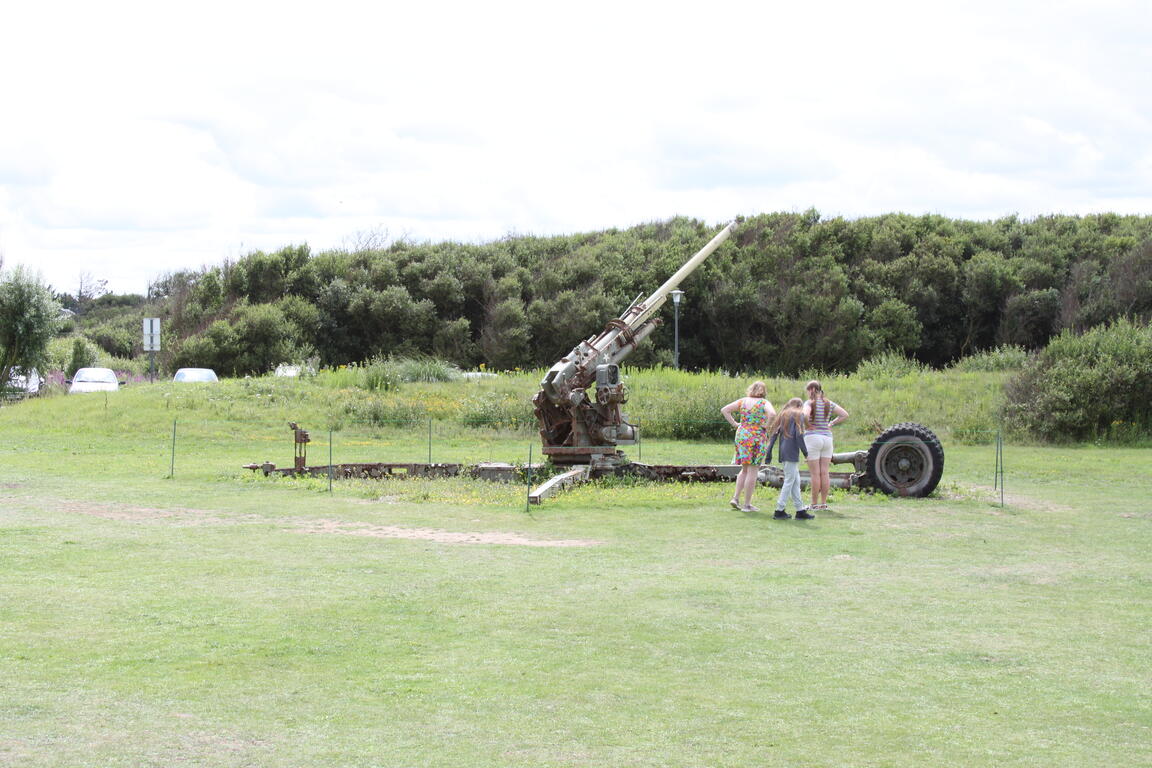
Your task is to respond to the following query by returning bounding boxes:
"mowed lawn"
[1,397,1149,766]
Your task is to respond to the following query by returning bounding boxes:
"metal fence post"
[168,418,177,478]
[994,428,1005,507]
[526,443,533,514]
[329,428,334,493]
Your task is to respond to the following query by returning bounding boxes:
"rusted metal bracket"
[288,422,310,470]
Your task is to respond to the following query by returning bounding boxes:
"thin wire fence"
[159,414,1007,505]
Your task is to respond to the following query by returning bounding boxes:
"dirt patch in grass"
[966,483,1074,512]
[37,497,601,548]
[293,518,602,547]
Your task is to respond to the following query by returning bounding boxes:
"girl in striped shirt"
[802,379,849,515]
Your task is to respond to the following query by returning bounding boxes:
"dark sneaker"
[795,508,816,520]
[773,509,792,520]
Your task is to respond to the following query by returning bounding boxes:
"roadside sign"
[143,318,161,351]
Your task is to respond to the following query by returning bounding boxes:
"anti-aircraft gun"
[528,220,945,504]
[532,222,737,468]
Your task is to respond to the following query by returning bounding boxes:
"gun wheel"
[865,423,944,497]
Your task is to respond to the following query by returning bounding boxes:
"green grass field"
[1,380,1149,767]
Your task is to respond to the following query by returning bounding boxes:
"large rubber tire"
[865,423,944,497]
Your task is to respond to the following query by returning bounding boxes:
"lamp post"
[670,289,684,369]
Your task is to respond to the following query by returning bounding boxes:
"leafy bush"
[392,356,462,383]
[459,391,533,429]
[170,302,312,376]
[1002,319,1152,441]
[66,337,99,378]
[104,355,149,380]
[361,357,400,392]
[854,351,929,380]
[950,413,998,445]
[652,393,734,440]
[45,336,76,373]
[949,345,1028,372]
[342,396,428,427]
[310,364,362,390]
[87,322,135,358]
[624,367,754,440]
[311,356,460,391]
[0,267,61,384]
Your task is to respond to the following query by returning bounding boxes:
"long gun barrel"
[533,223,737,464]
[617,221,738,332]
[539,222,736,404]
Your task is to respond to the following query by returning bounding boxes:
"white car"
[5,367,42,394]
[68,367,122,394]
[173,367,219,383]
[274,363,315,377]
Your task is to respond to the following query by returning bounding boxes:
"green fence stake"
[428,417,433,464]
[526,443,533,514]
[329,428,334,493]
[997,430,1005,507]
[168,418,177,478]
[993,428,1005,507]
[993,429,999,492]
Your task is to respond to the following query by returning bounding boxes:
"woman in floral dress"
[720,380,776,512]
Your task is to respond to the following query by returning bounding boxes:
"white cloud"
[1,0,1150,293]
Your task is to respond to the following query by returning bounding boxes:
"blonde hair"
[746,380,767,398]
[773,397,805,437]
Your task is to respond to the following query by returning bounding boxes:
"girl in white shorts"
[802,380,849,515]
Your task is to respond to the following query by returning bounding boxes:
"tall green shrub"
[0,266,61,386]
[1002,319,1152,441]
[66,337,99,378]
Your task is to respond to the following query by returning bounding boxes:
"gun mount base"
[541,445,630,468]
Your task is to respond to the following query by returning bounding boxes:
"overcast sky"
[1,0,1149,295]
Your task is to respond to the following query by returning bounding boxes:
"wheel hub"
[882,445,925,486]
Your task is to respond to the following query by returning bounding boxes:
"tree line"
[66,211,1152,376]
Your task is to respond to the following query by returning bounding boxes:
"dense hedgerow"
[120,212,1152,378]
[1002,319,1152,442]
